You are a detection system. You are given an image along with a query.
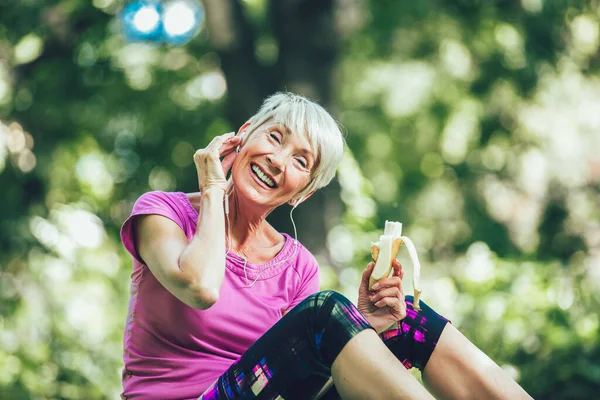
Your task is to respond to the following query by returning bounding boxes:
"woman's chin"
[231,169,287,208]
[233,182,275,207]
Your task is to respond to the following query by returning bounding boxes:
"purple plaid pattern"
[379,295,450,370]
[198,292,449,399]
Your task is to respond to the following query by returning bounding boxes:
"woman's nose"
[267,152,287,171]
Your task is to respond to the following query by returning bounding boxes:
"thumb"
[361,262,375,288]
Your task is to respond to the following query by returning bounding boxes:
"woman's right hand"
[193,132,241,192]
[357,259,406,333]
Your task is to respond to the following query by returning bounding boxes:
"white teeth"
[251,165,275,188]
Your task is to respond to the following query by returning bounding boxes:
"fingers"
[371,289,407,320]
[195,133,234,161]
[195,132,240,175]
[203,132,238,156]
[218,135,241,157]
[370,272,405,306]
[221,152,237,177]
[373,297,406,314]
[209,131,234,148]
[392,259,404,280]
[361,262,375,285]
[210,132,239,156]
[368,286,403,304]
[373,275,402,290]
[194,132,240,192]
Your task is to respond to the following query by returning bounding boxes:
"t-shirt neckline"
[176,192,297,280]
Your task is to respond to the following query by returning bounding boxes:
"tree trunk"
[269,0,340,257]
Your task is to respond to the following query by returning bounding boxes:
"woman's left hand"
[357,259,406,333]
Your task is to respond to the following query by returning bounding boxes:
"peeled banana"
[370,220,422,311]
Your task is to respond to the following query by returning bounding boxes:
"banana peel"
[369,220,422,311]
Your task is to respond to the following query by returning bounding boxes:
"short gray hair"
[240,92,345,201]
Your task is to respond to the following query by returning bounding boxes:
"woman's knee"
[302,290,372,366]
[299,290,367,329]
[305,290,349,310]
[385,295,451,370]
[404,295,447,320]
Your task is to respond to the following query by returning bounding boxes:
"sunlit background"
[1,0,599,398]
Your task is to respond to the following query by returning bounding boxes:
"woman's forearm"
[178,188,227,304]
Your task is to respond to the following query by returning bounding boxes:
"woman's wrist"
[367,317,397,334]
[201,186,226,199]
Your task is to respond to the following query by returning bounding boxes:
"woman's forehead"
[266,120,312,146]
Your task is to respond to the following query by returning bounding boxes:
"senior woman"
[120,92,531,400]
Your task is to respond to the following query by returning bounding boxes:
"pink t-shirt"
[120,191,320,399]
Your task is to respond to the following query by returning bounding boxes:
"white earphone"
[290,195,303,206]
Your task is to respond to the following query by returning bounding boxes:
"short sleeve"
[120,191,191,264]
[288,252,320,309]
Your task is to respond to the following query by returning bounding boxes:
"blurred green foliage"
[1,0,599,398]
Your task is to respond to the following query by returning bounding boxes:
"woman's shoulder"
[134,190,177,205]
[127,190,198,225]
[282,234,318,272]
[184,191,202,214]
[133,190,193,209]
[121,191,197,263]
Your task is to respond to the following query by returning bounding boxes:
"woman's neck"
[225,189,280,254]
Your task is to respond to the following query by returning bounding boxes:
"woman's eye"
[269,132,281,143]
[296,158,307,168]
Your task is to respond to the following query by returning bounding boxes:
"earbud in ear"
[235,146,240,153]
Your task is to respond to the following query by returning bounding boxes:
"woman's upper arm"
[133,214,209,309]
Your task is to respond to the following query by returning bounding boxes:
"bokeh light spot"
[133,6,160,33]
[14,34,44,65]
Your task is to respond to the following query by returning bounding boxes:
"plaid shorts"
[199,291,449,400]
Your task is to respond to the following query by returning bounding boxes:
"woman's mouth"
[251,164,276,188]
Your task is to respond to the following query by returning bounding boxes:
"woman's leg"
[198,290,433,400]
[323,295,532,400]
[330,329,433,400]
[320,295,448,400]
[422,324,533,400]
[387,297,532,399]
[379,295,450,371]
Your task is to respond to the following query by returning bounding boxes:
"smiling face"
[231,120,317,209]
[229,92,345,212]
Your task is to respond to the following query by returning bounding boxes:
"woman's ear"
[235,121,252,153]
[288,190,316,206]
[237,122,251,139]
